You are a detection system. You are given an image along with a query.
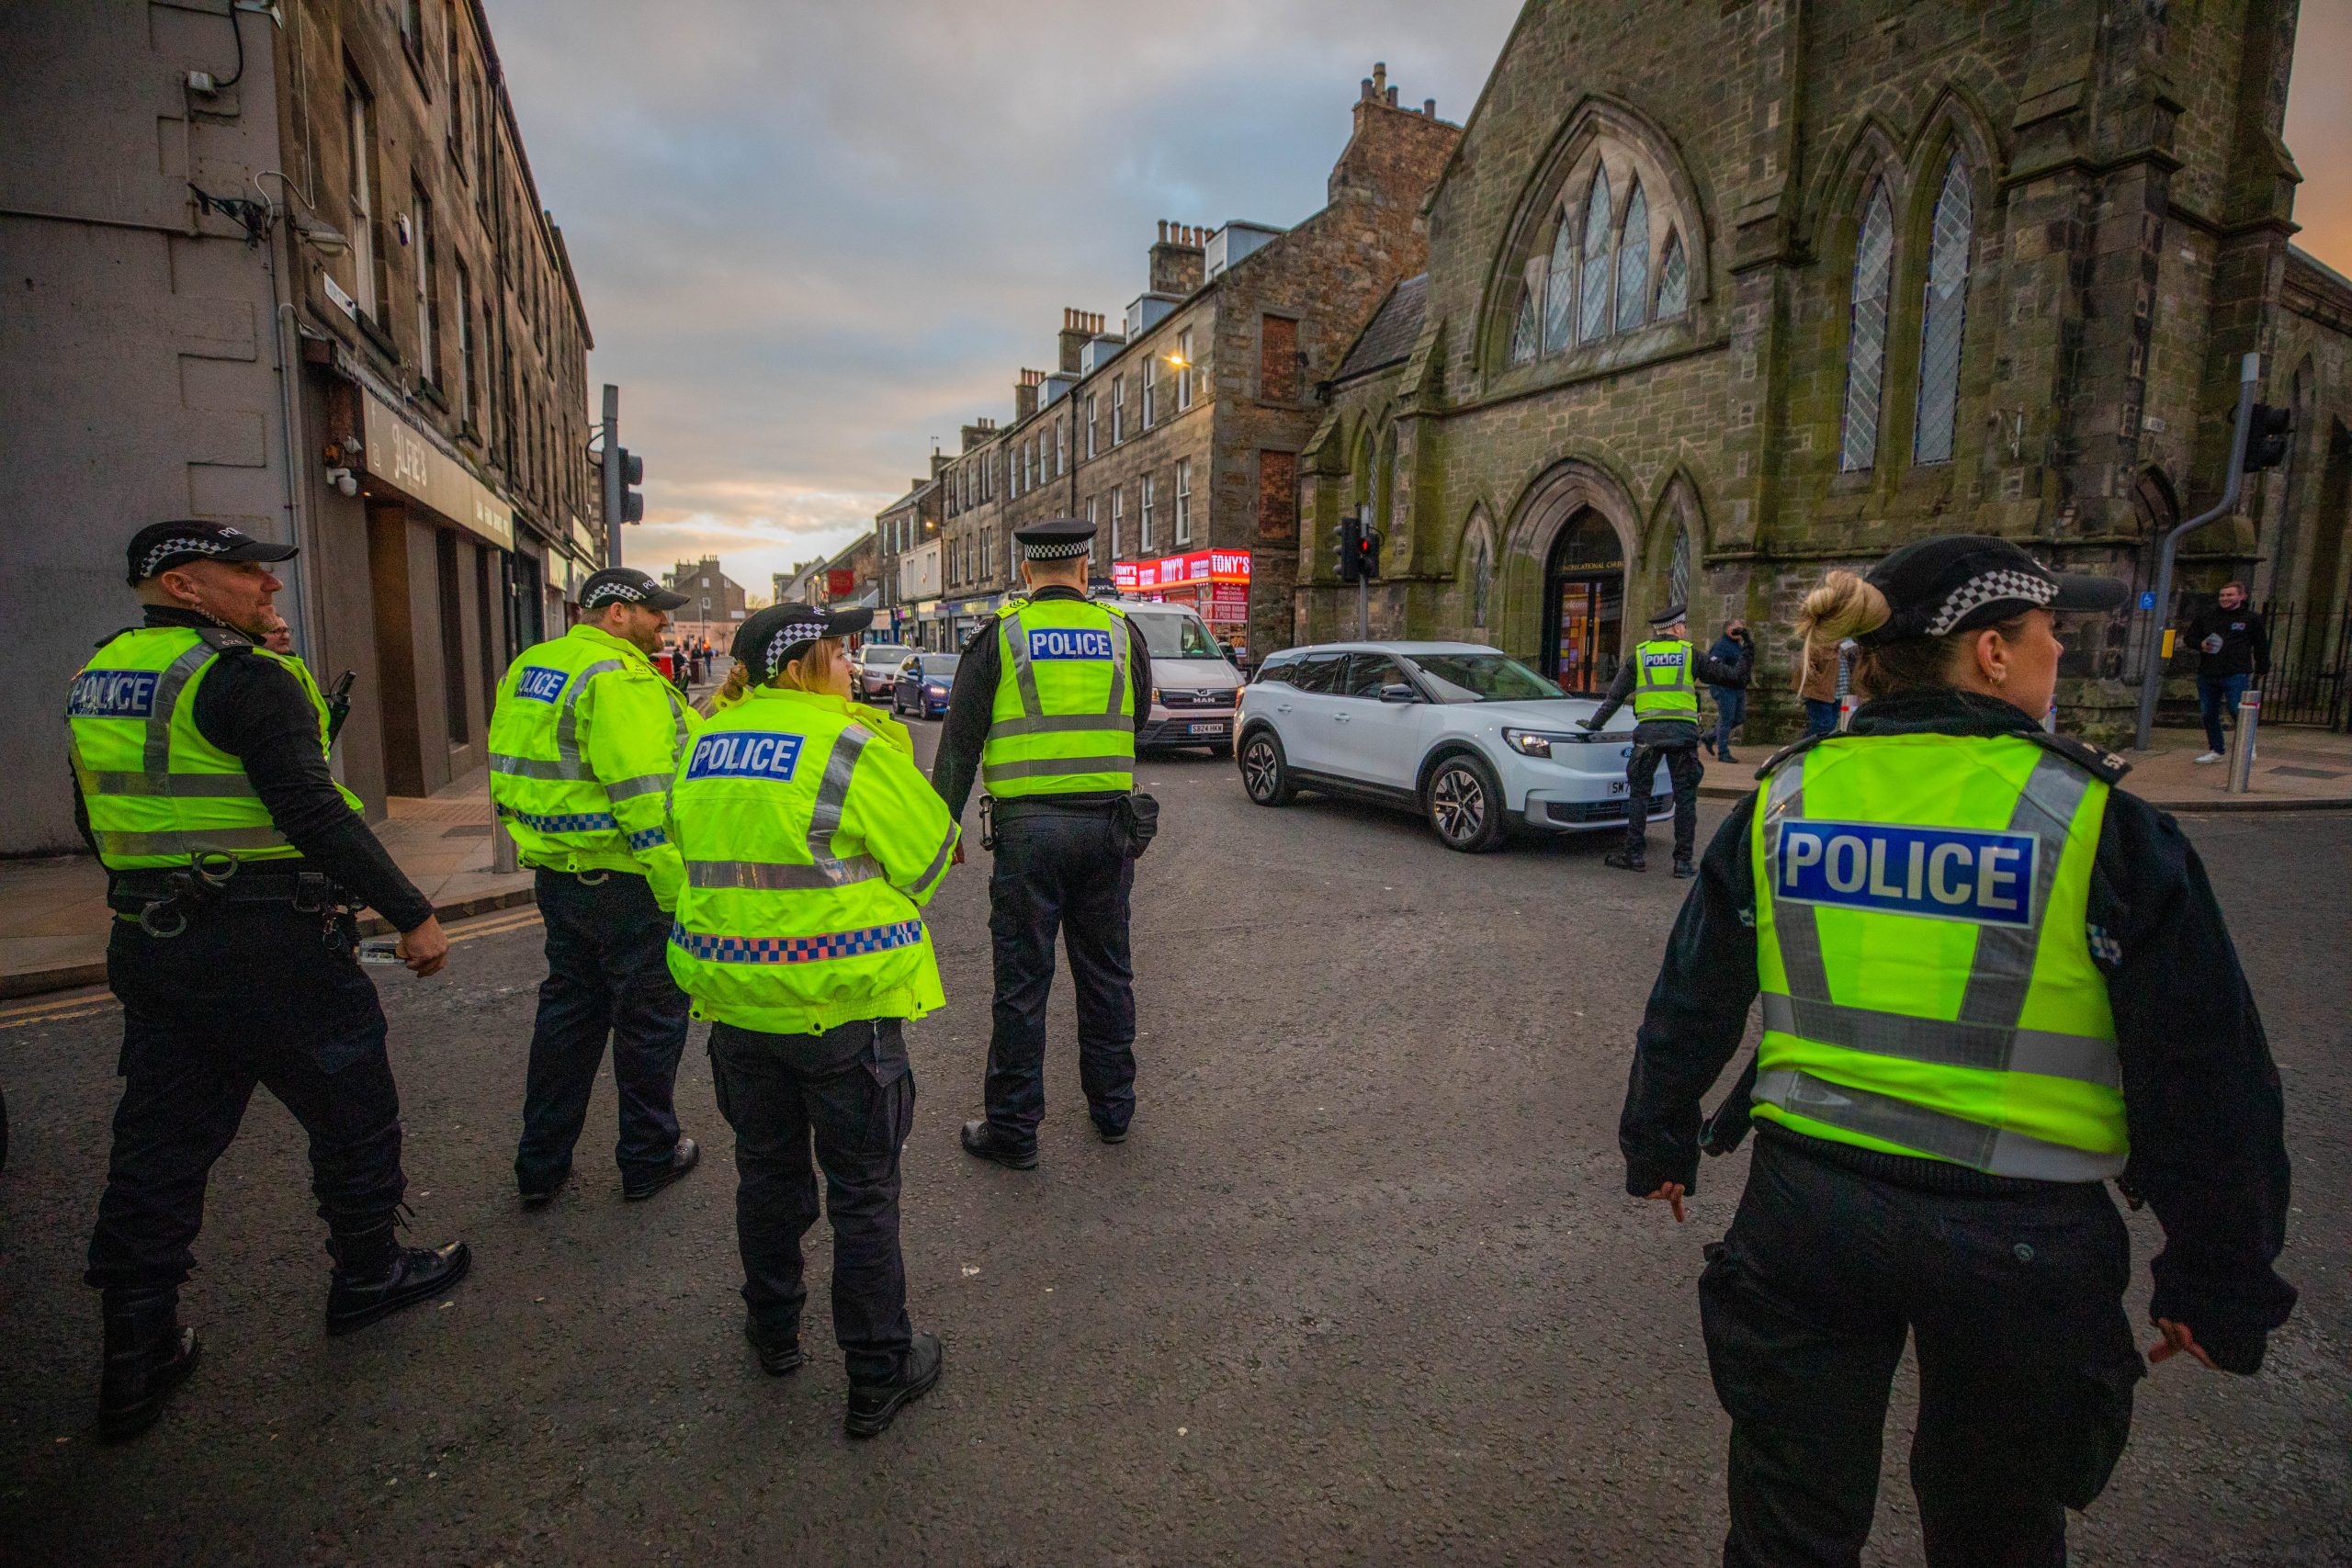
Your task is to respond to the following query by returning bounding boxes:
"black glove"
[1577,716,1601,732]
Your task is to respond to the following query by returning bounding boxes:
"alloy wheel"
[1430,764,1485,845]
[1241,737,1281,801]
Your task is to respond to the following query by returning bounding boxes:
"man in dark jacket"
[2188,583,2268,762]
[1704,622,1753,761]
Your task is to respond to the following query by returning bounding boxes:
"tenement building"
[1301,0,2349,739]
[875,464,944,637]
[912,66,1460,659]
[2,0,601,850]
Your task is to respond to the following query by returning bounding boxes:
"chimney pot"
[1372,62,1386,91]
[1386,85,1398,107]
[1424,98,1436,117]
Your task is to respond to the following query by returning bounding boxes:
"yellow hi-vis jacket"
[67,625,361,871]
[1751,731,2125,1180]
[980,596,1136,797]
[665,688,959,1035]
[1631,638,1700,720]
[488,625,695,907]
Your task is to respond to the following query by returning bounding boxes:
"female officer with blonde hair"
[1618,535,2294,1567]
[665,601,959,1438]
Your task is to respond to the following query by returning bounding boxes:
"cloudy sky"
[485,1,2352,597]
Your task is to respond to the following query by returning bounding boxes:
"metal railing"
[2256,600,2351,729]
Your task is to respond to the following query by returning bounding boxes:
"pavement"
[1,721,2345,1567]
[0,675,722,1000]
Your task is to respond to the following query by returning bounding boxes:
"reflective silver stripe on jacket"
[1755,747,2121,1176]
[989,713,1135,739]
[909,823,957,899]
[1752,1067,2122,1181]
[76,772,259,798]
[552,659,627,767]
[99,825,289,857]
[1001,612,1046,716]
[604,772,672,802]
[490,753,593,781]
[981,754,1135,784]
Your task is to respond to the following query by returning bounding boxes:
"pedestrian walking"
[69,521,468,1441]
[1799,635,1841,738]
[1705,620,1753,762]
[2187,582,2269,763]
[665,602,957,1436]
[1580,604,1748,876]
[932,516,1154,1168]
[1618,534,2295,1568]
[488,567,703,1207]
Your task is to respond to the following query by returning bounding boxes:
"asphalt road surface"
[3,726,2346,1567]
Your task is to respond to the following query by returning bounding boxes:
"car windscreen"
[1406,652,1567,703]
[861,645,910,666]
[918,655,960,678]
[1130,612,1221,660]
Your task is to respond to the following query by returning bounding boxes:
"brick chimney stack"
[1336,62,1460,205]
[1013,367,1044,423]
[1057,307,1098,374]
[1149,220,1207,296]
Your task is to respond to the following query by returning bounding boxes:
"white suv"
[1235,641,1671,852]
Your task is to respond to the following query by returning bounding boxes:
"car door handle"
[1334,714,1350,723]
[1276,703,1292,713]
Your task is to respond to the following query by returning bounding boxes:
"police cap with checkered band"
[126,520,299,585]
[1857,535,2128,648]
[737,601,874,684]
[578,567,690,614]
[1013,516,1096,561]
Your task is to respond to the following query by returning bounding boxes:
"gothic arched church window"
[1655,231,1688,320]
[1578,167,1613,345]
[1913,153,1973,465]
[1615,182,1650,333]
[1839,180,1895,472]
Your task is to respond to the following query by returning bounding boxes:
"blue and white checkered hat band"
[140,535,235,578]
[1925,570,2056,637]
[766,624,831,671]
[581,580,647,608]
[1023,538,1091,559]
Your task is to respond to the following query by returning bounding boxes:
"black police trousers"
[984,804,1137,1148]
[1625,740,1704,862]
[707,1019,914,1381]
[516,868,690,1191]
[87,903,406,1296]
[1701,1131,2143,1568]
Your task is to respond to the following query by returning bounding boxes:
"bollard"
[490,799,518,874]
[2225,688,2261,795]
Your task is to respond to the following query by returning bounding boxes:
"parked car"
[890,651,961,720]
[850,641,911,704]
[1235,641,1672,853]
[1113,600,1242,756]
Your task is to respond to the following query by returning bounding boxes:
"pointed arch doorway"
[1543,509,1625,693]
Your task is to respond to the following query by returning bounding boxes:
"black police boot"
[325,1221,472,1337]
[959,1120,1037,1170]
[746,1314,806,1377]
[623,1136,700,1201]
[1095,1118,1129,1145]
[97,1288,199,1442]
[845,1332,944,1438]
[517,1165,571,1209]
[1673,858,1697,879]
[1603,849,1646,873]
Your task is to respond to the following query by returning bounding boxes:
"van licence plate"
[1188,721,1227,735]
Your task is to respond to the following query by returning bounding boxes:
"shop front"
[1114,548,1252,643]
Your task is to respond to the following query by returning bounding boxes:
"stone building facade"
[875,468,943,637]
[1303,0,2348,741]
[1,0,601,849]
[912,67,1460,659]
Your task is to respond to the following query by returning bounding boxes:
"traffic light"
[616,447,646,523]
[1338,515,1363,582]
[2242,403,2292,473]
[1357,523,1382,581]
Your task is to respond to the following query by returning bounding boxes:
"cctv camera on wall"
[327,467,358,497]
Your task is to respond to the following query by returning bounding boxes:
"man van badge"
[685,732,805,783]
[1029,627,1115,660]
[1774,819,2037,928]
[515,666,569,704]
[68,670,161,718]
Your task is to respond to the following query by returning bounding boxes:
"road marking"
[0,905,545,1030]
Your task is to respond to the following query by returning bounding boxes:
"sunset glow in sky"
[484,1,2352,594]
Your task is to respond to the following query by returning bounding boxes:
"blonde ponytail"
[1792,570,1890,695]
[698,660,753,716]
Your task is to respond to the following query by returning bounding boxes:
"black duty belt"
[107,866,344,919]
[988,796,1122,822]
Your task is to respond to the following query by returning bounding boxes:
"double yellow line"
[0,905,545,1032]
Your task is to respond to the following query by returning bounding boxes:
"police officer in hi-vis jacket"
[1618,536,2294,1568]
[1581,604,1749,876]
[488,567,701,1207]
[69,521,468,1441]
[665,602,958,1437]
[932,516,1153,1170]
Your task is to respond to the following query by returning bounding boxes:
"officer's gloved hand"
[1578,716,1601,732]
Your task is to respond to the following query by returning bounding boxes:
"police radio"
[325,670,356,743]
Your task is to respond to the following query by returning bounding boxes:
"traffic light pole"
[601,383,623,569]
[2132,352,2259,751]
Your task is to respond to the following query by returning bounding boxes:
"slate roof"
[1332,274,1429,385]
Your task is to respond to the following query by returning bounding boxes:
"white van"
[1111,599,1243,756]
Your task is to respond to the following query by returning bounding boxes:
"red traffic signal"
[2241,403,2292,473]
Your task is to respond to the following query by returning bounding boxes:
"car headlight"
[926,683,946,696]
[1502,728,1583,757]
[1151,686,1162,705]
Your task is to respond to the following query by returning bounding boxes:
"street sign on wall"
[827,569,855,597]
[360,389,515,551]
